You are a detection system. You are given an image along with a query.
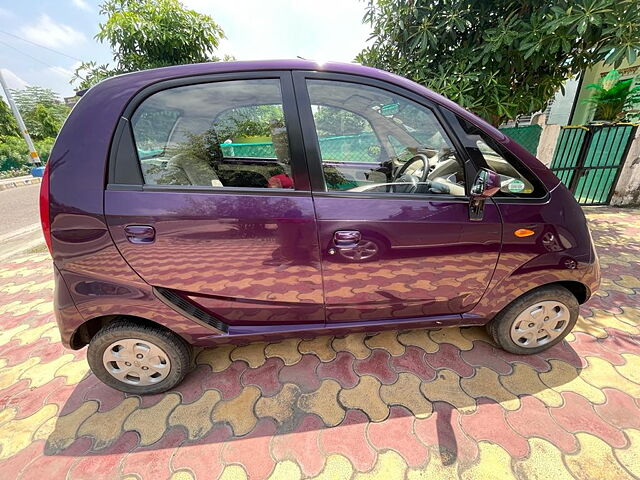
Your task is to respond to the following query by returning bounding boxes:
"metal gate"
[550,124,637,205]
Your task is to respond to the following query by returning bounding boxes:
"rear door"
[293,72,502,323]
[104,72,324,327]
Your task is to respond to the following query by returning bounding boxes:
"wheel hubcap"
[340,240,379,261]
[102,338,171,385]
[510,300,570,348]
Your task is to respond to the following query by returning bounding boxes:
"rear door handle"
[124,225,155,244]
[334,230,361,248]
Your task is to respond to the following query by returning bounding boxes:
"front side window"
[131,79,294,189]
[451,115,546,197]
[306,79,466,196]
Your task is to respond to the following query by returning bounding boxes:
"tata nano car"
[41,60,600,393]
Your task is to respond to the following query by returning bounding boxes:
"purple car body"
[42,60,599,368]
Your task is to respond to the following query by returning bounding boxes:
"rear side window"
[131,79,295,189]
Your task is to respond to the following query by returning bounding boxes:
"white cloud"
[71,0,92,12]
[20,14,85,49]
[0,69,30,104]
[49,65,74,78]
[182,0,371,63]
[0,69,30,90]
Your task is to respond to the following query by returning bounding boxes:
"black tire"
[87,320,192,394]
[487,285,579,355]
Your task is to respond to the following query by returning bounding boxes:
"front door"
[294,73,502,323]
[105,73,324,327]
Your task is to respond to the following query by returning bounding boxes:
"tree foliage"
[0,99,20,137]
[357,0,640,125]
[0,88,68,175]
[73,0,227,89]
[9,87,70,140]
[314,106,369,136]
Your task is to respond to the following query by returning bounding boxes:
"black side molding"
[153,287,229,334]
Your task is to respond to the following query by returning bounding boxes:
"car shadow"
[42,324,585,468]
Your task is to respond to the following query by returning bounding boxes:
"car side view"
[41,60,600,393]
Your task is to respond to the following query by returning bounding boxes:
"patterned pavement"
[0,207,639,479]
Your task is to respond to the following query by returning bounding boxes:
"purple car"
[41,60,600,393]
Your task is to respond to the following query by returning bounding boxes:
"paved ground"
[0,183,41,261]
[0,183,39,237]
[0,207,638,479]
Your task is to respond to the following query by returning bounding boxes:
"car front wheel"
[487,285,579,355]
[87,320,192,394]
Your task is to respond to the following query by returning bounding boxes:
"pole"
[0,69,41,166]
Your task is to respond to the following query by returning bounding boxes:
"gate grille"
[549,124,637,205]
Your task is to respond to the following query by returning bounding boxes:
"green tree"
[0,99,20,137]
[73,0,227,89]
[357,0,640,126]
[9,87,70,140]
[314,106,369,136]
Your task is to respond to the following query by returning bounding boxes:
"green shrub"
[0,135,56,175]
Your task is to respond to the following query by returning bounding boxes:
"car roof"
[92,59,460,114]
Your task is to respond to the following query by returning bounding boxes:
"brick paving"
[0,207,639,479]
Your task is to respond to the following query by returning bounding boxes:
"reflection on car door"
[294,72,502,323]
[105,73,325,327]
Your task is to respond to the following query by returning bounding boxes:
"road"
[0,184,43,260]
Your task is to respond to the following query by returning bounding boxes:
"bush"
[0,135,56,176]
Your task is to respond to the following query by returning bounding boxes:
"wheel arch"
[552,280,589,305]
[69,314,184,350]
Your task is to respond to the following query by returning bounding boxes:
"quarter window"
[306,80,465,196]
[451,115,546,197]
[131,79,295,189]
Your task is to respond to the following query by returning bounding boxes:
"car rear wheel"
[87,320,191,394]
[487,285,579,355]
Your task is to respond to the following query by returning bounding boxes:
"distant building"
[64,96,80,109]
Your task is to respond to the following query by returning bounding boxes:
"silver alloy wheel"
[509,300,571,348]
[102,338,171,386]
[339,240,379,261]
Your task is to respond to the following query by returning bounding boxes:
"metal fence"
[549,124,637,205]
[220,133,380,163]
[499,125,543,156]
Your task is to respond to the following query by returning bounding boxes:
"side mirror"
[471,168,501,198]
[469,168,500,221]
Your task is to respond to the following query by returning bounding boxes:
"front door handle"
[124,225,156,244]
[334,230,361,249]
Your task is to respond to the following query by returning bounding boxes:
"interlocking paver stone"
[367,406,428,467]
[297,379,345,426]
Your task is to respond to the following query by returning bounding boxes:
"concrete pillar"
[610,128,640,206]
[536,124,561,167]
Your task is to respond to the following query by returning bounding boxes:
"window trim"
[108,71,312,193]
[291,71,474,199]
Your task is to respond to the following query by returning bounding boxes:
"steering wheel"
[392,153,430,193]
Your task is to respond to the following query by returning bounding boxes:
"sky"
[0,0,371,98]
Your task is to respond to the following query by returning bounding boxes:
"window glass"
[131,79,294,189]
[306,79,465,196]
[452,115,545,197]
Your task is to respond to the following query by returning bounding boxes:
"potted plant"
[583,70,640,123]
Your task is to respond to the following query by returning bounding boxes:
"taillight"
[39,162,53,256]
